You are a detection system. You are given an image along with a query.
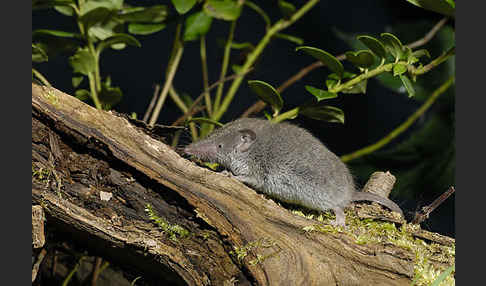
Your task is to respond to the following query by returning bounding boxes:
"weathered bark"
[32,83,454,286]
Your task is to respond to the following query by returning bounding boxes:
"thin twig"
[171,69,253,126]
[214,21,237,112]
[411,46,455,76]
[412,186,455,225]
[32,248,48,282]
[240,17,449,118]
[51,249,58,278]
[91,257,103,286]
[32,68,52,87]
[149,23,184,126]
[200,36,212,116]
[143,84,160,123]
[169,86,199,140]
[172,106,206,127]
[407,17,449,49]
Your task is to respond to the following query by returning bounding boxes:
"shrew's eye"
[218,144,223,148]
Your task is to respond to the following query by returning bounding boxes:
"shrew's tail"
[351,191,403,217]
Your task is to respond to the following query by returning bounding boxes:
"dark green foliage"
[304,86,337,101]
[69,48,96,76]
[203,0,242,21]
[357,35,387,59]
[381,32,406,60]
[32,44,49,63]
[296,46,344,79]
[296,30,444,98]
[404,0,455,17]
[171,0,197,14]
[345,50,375,69]
[183,11,213,41]
[299,104,345,124]
[278,0,296,18]
[248,80,283,116]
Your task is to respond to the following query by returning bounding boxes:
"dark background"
[32,0,455,237]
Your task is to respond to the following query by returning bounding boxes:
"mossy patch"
[296,207,455,286]
[229,238,280,266]
[145,204,190,241]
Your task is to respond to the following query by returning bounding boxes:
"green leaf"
[248,80,283,115]
[296,46,344,79]
[444,0,455,9]
[118,5,168,23]
[341,80,367,94]
[171,0,197,14]
[371,21,454,101]
[69,48,96,76]
[54,5,75,16]
[99,81,123,110]
[187,117,223,127]
[357,35,387,58]
[404,0,454,17]
[399,74,415,97]
[32,31,81,58]
[33,29,80,38]
[304,86,338,101]
[278,0,296,18]
[402,46,413,62]
[72,76,84,88]
[32,44,48,63]
[89,25,116,41]
[325,77,338,90]
[411,49,431,59]
[230,42,255,50]
[75,89,91,101]
[325,72,356,90]
[88,20,125,42]
[32,0,75,13]
[203,0,242,21]
[381,32,405,60]
[299,104,345,124]
[128,23,167,35]
[96,33,141,54]
[274,33,304,45]
[345,50,375,69]
[79,0,122,15]
[393,62,408,76]
[183,11,213,41]
[79,7,113,32]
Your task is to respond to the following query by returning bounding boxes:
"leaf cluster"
[298,32,434,100]
[245,31,439,124]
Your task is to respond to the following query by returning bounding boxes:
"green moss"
[299,209,455,285]
[229,238,279,265]
[44,88,59,106]
[32,163,51,184]
[145,204,190,241]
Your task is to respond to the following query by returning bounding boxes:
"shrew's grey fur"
[184,118,403,226]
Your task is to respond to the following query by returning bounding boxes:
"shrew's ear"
[237,129,256,152]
